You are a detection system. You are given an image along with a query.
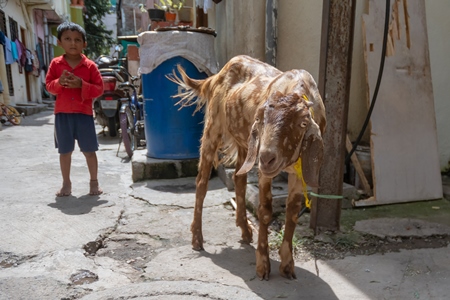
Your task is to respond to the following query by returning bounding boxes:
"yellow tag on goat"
[302,94,314,118]
[294,158,311,209]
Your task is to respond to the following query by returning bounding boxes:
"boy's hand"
[59,70,82,88]
[59,70,70,87]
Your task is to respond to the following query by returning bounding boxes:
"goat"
[170,55,326,280]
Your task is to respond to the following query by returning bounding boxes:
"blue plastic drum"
[142,57,206,159]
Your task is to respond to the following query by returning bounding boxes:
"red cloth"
[46,54,104,116]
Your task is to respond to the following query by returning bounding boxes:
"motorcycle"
[117,74,145,158]
[93,45,127,137]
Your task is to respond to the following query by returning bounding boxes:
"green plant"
[268,229,304,250]
[154,0,185,12]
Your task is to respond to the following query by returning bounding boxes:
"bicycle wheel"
[119,107,135,158]
[2,105,21,125]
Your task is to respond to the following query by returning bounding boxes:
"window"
[9,16,18,40]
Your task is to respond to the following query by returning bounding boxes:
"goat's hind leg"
[191,127,221,251]
[234,147,253,244]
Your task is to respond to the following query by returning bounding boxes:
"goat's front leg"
[191,128,221,251]
[255,175,272,280]
[234,148,253,244]
[278,173,302,279]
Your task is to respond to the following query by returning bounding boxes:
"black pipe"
[345,0,391,165]
[300,0,391,218]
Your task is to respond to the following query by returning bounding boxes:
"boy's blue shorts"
[54,113,99,154]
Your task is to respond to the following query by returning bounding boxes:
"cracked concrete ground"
[1,110,450,299]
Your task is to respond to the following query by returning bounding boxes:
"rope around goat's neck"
[294,157,343,217]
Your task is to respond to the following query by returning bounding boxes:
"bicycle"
[117,74,145,158]
[0,103,24,125]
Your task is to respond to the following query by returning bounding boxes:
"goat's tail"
[167,64,210,114]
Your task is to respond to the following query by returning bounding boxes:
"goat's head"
[236,91,323,187]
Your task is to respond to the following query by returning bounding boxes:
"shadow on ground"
[201,245,339,299]
[48,195,108,215]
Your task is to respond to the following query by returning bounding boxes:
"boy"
[46,22,104,197]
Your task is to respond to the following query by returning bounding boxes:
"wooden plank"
[362,0,442,205]
[346,135,372,196]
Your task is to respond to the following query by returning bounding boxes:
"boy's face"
[57,30,87,56]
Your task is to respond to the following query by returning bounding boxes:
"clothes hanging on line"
[0,30,6,64]
[4,36,14,64]
[196,0,213,14]
[32,50,40,77]
[35,42,45,71]
[25,49,34,72]
[17,40,27,67]
[10,39,18,62]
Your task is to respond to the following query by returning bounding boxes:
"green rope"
[308,191,343,199]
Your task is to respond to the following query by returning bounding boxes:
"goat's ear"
[300,120,323,187]
[236,118,261,176]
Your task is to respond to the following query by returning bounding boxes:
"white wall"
[4,2,28,104]
[425,0,450,170]
[277,0,450,170]
[103,12,118,56]
[277,0,323,80]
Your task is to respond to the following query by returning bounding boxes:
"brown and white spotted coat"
[170,55,326,280]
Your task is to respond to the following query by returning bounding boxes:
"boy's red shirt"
[46,54,104,116]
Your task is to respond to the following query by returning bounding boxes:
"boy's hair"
[57,22,86,42]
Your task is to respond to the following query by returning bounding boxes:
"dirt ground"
[264,199,450,262]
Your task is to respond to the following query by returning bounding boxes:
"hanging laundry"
[32,50,40,77]
[35,43,45,71]
[10,39,18,62]
[4,37,14,64]
[196,0,213,14]
[203,0,213,13]
[0,30,5,46]
[14,40,23,66]
[0,30,5,61]
[17,40,27,67]
[24,49,33,73]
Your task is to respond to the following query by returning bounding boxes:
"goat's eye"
[300,121,307,128]
[255,117,260,123]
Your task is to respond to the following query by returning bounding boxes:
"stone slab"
[131,149,199,182]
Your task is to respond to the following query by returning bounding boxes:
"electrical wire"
[345,0,391,165]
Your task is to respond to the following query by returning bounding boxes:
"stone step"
[14,103,48,116]
[131,149,199,182]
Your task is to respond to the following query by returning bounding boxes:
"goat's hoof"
[256,251,270,280]
[278,242,296,279]
[279,263,297,280]
[192,244,204,251]
[256,264,270,281]
[240,225,253,244]
[279,257,297,279]
[192,237,204,251]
